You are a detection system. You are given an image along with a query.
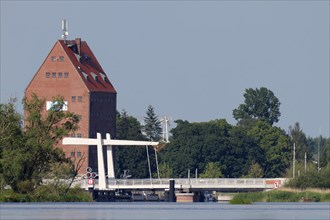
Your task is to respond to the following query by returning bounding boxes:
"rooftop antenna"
[61,19,68,42]
[160,116,171,143]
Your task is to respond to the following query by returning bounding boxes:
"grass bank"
[230,188,330,204]
[0,186,93,202]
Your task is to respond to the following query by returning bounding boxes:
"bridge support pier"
[176,192,202,202]
[168,179,176,202]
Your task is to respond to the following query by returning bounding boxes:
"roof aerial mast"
[61,19,68,42]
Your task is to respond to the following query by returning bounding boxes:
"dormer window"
[99,72,107,81]
[82,71,89,80]
[91,72,98,81]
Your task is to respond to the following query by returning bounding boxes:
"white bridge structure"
[63,132,159,190]
[76,178,287,192]
[63,133,287,192]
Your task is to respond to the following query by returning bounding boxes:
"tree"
[244,161,264,178]
[143,105,162,179]
[233,87,281,125]
[143,105,162,141]
[246,120,291,177]
[115,110,150,178]
[0,98,23,188]
[200,162,223,178]
[289,122,311,161]
[154,162,173,178]
[0,94,79,192]
[320,138,330,167]
[46,149,87,196]
[227,125,264,177]
[159,119,261,178]
[0,98,22,149]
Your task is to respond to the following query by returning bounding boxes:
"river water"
[1,202,329,220]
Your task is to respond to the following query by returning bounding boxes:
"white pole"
[97,133,106,189]
[106,133,115,179]
[304,151,307,173]
[162,118,165,142]
[318,135,320,173]
[188,169,191,188]
[165,117,169,143]
[154,147,160,179]
[146,145,152,181]
[293,143,296,178]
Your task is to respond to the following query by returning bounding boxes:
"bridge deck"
[78,178,287,191]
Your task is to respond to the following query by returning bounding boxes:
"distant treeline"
[115,87,330,184]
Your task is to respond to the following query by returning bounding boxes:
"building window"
[70,151,75,157]
[46,101,68,111]
[77,115,82,121]
[52,72,56,78]
[77,133,82,138]
[58,72,63,78]
[46,72,50,78]
[59,56,64,62]
[64,72,69,78]
[51,56,57,62]
[78,96,82,102]
[71,133,75,137]
[71,96,76,102]
[77,152,82,157]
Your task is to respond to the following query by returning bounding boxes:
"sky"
[1,0,329,138]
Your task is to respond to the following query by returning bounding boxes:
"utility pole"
[304,152,307,173]
[293,143,296,178]
[318,135,321,173]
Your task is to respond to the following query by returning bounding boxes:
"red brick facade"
[25,38,117,174]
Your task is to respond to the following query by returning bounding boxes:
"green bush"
[230,197,252,204]
[0,185,93,202]
[229,192,264,204]
[286,165,330,189]
[266,191,300,202]
[0,190,32,202]
[320,193,330,202]
[230,190,330,204]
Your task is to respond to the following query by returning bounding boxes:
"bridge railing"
[97,178,287,190]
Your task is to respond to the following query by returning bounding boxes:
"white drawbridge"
[63,133,159,190]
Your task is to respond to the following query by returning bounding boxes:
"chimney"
[75,38,81,55]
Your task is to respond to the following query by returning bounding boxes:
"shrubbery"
[286,165,330,189]
[230,190,330,204]
[0,185,93,202]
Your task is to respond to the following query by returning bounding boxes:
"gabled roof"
[59,39,116,93]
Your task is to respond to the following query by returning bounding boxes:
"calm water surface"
[1,202,329,220]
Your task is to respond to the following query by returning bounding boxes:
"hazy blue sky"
[1,1,329,137]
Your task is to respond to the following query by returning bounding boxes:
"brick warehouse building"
[25,38,117,174]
